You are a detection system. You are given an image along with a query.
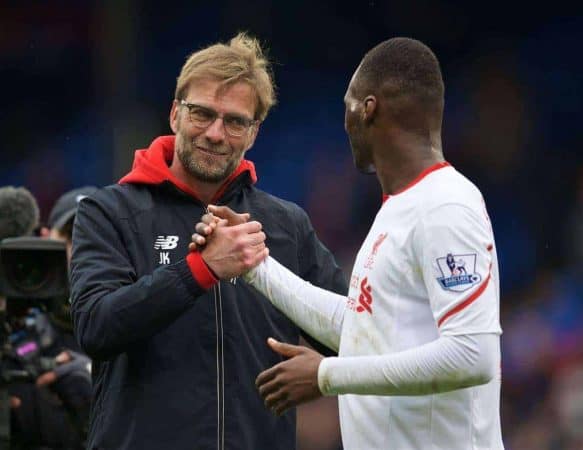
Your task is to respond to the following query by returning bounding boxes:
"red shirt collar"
[382,161,451,203]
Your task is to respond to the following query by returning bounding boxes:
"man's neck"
[373,129,443,195]
[169,158,222,204]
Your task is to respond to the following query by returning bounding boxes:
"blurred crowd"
[1,1,582,449]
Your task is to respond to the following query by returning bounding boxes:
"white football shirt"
[331,162,503,449]
[244,161,504,450]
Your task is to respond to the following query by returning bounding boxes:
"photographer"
[38,187,97,445]
[0,186,93,449]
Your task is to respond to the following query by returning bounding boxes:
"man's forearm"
[72,259,205,360]
[318,333,499,396]
[244,256,346,351]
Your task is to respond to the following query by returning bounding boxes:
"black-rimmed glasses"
[179,100,258,137]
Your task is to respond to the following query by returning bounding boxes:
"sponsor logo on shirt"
[364,232,388,269]
[348,276,373,314]
[436,253,481,292]
[356,277,373,313]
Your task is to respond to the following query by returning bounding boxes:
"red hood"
[119,135,257,202]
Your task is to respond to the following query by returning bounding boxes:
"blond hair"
[175,33,276,121]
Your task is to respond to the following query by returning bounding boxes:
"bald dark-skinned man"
[194,37,504,450]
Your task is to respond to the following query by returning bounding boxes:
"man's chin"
[187,162,236,184]
[358,164,376,175]
[190,169,229,184]
[354,157,376,175]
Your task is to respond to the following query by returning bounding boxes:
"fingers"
[256,364,277,388]
[191,216,231,251]
[195,221,213,236]
[239,245,269,273]
[36,371,57,386]
[230,220,262,234]
[249,247,269,267]
[273,399,293,416]
[258,377,278,399]
[200,220,262,239]
[199,219,268,278]
[10,396,21,409]
[201,213,218,226]
[191,233,206,246]
[256,364,294,416]
[191,211,254,248]
[257,339,303,386]
[267,338,303,358]
[208,205,250,225]
[265,390,291,416]
[243,231,266,247]
[55,351,72,364]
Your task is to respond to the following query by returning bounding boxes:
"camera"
[0,237,69,382]
[0,237,69,302]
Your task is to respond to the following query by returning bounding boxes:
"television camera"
[0,237,69,383]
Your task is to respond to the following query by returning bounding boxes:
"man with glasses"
[69,33,346,450]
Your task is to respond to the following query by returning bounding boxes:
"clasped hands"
[191,205,324,415]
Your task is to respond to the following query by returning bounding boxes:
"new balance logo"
[154,235,179,250]
[356,277,373,314]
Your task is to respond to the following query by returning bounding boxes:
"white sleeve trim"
[318,333,499,396]
[243,256,346,351]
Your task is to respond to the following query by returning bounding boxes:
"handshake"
[189,205,269,279]
[190,205,325,416]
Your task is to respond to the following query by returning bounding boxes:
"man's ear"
[362,95,377,123]
[169,100,179,133]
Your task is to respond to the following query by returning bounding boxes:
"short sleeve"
[413,203,502,336]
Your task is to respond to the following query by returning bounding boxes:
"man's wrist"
[186,252,219,290]
[317,357,337,396]
[241,263,260,283]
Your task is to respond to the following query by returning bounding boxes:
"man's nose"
[204,118,226,142]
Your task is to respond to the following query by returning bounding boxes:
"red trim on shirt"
[186,252,218,290]
[383,161,451,201]
[437,264,492,328]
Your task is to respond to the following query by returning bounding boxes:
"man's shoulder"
[416,167,485,213]
[81,183,156,218]
[247,187,307,220]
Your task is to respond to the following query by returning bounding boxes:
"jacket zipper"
[213,282,225,450]
[205,204,225,450]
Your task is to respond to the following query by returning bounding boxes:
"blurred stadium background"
[1,1,582,449]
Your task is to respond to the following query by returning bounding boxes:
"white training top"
[245,162,504,450]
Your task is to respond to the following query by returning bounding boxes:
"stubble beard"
[176,135,240,183]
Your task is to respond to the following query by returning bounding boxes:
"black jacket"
[70,136,347,450]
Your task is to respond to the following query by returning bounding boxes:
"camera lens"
[8,250,52,292]
[0,237,68,299]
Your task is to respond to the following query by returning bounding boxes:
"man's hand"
[36,350,91,387]
[189,205,250,251]
[256,338,324,416]
[200,219,268,279]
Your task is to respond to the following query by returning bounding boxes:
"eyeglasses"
[179,100,258,137]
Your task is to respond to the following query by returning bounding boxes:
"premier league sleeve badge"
[435,253,482,292]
